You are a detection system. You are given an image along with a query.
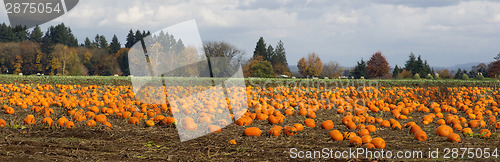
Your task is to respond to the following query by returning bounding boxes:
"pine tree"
[267,45,275,64]
[93,34,100,48]
[99,35,108,49]
[404,52,417,74]
[253,37,268,61]
[84,37,92,48]
[109,35,121,54]
[274,40,288,66]
[351,59,367,79]
[393,65,400,78]
[454,69,462,79]
[29,25,43,43]
[135,30,143,42]
[125,29,135,48]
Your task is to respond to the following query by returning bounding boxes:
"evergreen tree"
[93,34,100,48]
[84,37,92,48]
[29,25,43,43]
[404,52,417,74]
[266,45,275,64]
[135,30,145,49]
[253,37,268,61]
[393,65,400,78]
[274,40,288,66]
[454,69,462,79]
[416,55,424,75]
[13,25,28,41]
[41,33,54,56]
[125,29,135,48]
[134,30,143,42]
[109,35,121,54]
[351,59,367,79]
[0,23,15,42]
[99,35,108,49]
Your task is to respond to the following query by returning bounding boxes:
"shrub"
[413,73,420,79]
[425,74,433,79]
[461,74,469,80]
[477,73,484,80]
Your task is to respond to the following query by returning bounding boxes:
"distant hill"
[431,62,483,72]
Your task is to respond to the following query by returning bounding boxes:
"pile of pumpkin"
[234,86,499,148]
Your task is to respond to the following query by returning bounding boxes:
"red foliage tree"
[487,60,500,78]
[366,52,390,78]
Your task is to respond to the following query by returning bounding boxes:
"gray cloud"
[0,0,499,67]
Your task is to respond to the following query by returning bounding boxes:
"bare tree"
[321,61,345,78]
[203,41,245,77]
[204,41,245,66]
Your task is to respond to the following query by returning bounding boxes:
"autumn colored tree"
[297,52,322,77]
[13,55,23,74]
[366,52,390,78]
[249,56,274,78]
[487,60,500,78]
[273,63,291,76]
[436,69,451,79]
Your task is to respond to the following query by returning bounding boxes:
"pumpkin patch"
[0,79,499,160]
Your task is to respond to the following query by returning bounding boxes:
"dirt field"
[0,107,498,161]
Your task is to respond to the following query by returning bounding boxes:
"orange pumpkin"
[370,137,386,149]
[0,119,6,127]
[293,123,304,131]
[414,130,427,141]
[284,126,297,136]
[321,120,334,130]
[145,120,155,127]
[349,136,362,146]
[436,125,453,137]
[208,125,221,133]
[329,130,343,141]
[462,128,473,136]
[42,117,53,126]
[479,129,491,138]
[304,119,315,128]
[95,114,107,124]
[361,135,372,144]
[244,127,262,136]
[447,133,460,142]
[268,127,282,137]
[128,117,140,125]
[86,119,97,127]
[65,121,75,128]
[24,115,35,125]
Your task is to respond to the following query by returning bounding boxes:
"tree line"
[2,22,500,79]
[0,23,161,76]
[294,50,500,80]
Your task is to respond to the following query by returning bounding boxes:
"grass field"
[0,75,499,161]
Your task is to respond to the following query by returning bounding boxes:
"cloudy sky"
[1,0,500,67]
